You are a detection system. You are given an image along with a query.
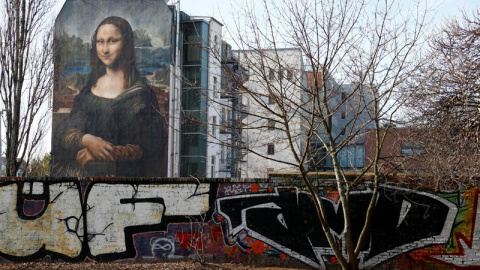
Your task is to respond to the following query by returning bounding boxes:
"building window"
[286,69,293,81]
[341,111,346,119]
[340,129,345,135]
[212,116,216,137]
[213,35,219,54]
[220,108,226,132]
[227,145,231,163]
[401,141,425,155]
[183,23,202,43]
[269,68,275,80]
[213,76,218,96]
[221,72,228,90]
[267,144,275,155]
[183,23,203,65]
[221,144,225,161]
[338,145,365,168]
[268,119,275,130]
[278,67,283,80]
[185,44,202,63]
[341,92,347,101]
[183,67,201,87]
[182,111,201,132]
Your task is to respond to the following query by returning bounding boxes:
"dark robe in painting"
[54,80,166,177]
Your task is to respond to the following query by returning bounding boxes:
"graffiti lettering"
[223,184,252,195]
[0,182,210,260]
[86,183,210,256]
[0,180,476,269]
[0,182,83,258]
[429,191,480,267]
[215,186,458,269]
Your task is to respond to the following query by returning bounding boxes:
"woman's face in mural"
[96,24,123,68]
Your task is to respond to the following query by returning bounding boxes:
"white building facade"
[235,48,306,178]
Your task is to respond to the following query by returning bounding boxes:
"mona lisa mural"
[53,0,171,177]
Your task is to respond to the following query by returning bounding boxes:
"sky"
[177,0,478,22]
[51,0,480,45]
[435,0,479,19]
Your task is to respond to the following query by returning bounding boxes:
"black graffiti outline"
[83,181,216,261]
[215,185,458,269]
[0,181,86,262]
[0,180,217,262]
[215,187,326,269]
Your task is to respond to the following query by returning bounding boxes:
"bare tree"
[29,152,50,177]
[221,0,427,269]
[0,0,53,176]
[406,9,480,190]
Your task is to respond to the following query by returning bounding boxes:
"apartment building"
[234,48,306,178]
[308,71,375,172]
[173,12,244,178]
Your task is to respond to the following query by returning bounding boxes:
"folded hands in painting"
[81,134,116,161]
[77,134,143,168]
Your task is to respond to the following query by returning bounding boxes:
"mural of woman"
[55,16,165,177]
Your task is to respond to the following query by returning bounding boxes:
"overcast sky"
[52,0,479,45]
[180,0,479,33]
[177,0,478,18]
[52,0,479,25]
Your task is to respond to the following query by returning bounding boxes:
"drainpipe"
[168,0,181,177]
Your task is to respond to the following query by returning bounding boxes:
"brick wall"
[364,128,427,173]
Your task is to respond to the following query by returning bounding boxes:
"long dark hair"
[89,16,138,88]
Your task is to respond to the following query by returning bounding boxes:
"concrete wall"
[0,178,478,269]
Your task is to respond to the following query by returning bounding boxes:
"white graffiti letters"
[0,182,210,259]
[0,182,83,257]
[86,183,210,256]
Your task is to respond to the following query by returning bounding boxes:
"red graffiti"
[250,184,260,193]
[250,240,264,254]
[424,190,479,268]
[327,190,340,203]
[229,245,238,256]
[211,226,223,245]
[176,232,202,252]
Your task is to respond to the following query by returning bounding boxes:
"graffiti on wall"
[2,180,480,269]
[426,189,480,268]
[0,182,83,258]
[0,181,211,261]
[215,185,458,269]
